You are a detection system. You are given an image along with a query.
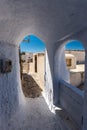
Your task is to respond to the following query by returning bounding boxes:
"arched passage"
[16,31,54,109]
[0,33,55,130]
[19,35,46,98]
[54,37,86,129]
[1,1,87,129]
[65,40,85,90]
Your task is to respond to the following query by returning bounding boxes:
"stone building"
[21,52,45,90]
[29,52,45,90]
[65,53,76,69]
[0,0,87,130]
[21,52,33,62]
[21,52,33,73]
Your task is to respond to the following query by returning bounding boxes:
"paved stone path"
[1,73,80,130]
[3,96,79,130]
[6,97,61,130]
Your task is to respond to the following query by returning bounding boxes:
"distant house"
[65,50,85,64]
[21,52,45,90]
[21,52,33,62]
[65,54,76,69]
[65,52,85,88]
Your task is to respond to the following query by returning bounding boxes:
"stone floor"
[1,96,80,130]
[5,97,60,130]
[0,73,80,130]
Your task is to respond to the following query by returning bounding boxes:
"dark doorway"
[35,55,37,73]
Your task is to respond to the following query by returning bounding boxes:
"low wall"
[70,72,84,87]
[59,80,84,128]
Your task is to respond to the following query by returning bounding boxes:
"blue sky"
[65,40,84,50]
[20,35,84,52]
[20,35,46,52]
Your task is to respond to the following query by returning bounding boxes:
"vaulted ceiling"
[0,0,87,45]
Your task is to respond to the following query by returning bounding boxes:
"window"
[66,59,72,67]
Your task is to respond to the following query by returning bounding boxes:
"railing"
[59,80,84,128]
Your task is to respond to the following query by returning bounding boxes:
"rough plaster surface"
[60,80,84,129]
[54,45,70,105]
[70,72,84,87]
[0,0,87,45]
[1,96,79,130]
[0,0,87,129]
[0,42,25,129]
[4,97,61,130]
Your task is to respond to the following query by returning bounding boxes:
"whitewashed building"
[0,0,87,130]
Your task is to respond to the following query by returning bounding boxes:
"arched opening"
[19,35,46,98]
[65,40,85,91]
[54,39,85,129]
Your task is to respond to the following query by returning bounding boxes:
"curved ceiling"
[0,0,87,45]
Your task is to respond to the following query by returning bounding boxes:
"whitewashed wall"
[0,42,25,129]
[0,0,87,129]
[59,80,84,129]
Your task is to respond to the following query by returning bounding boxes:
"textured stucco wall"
[60,80,84,129]
[0,0,87,129]
[0,42,25,129]
[0,0,87,45]
[70,72,84,87]
[44,50,54,109]
[54,45,70,105]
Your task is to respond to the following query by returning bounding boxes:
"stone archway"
[19,35,46,98]
[65,40,85,90]
[53,29,87,130]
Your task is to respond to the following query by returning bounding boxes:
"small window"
[66,59,72,67]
